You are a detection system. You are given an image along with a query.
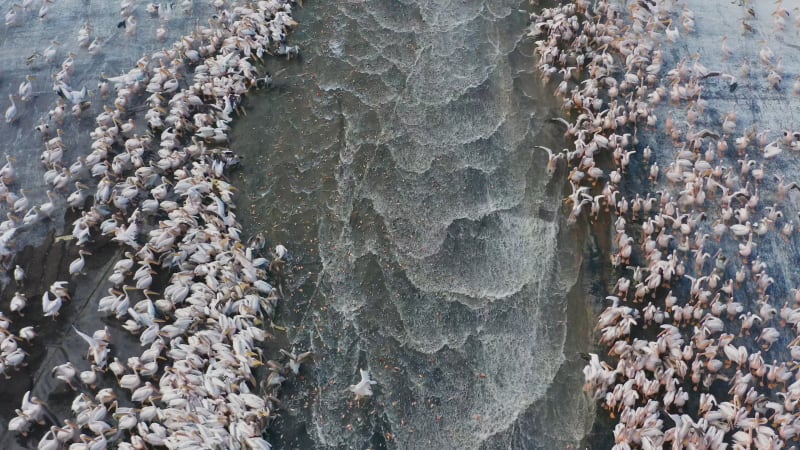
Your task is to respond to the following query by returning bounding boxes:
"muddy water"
[232,0,597,448]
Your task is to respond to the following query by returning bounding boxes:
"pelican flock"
[0,0,316,448]
[6,0,799,447]
[533,0,800,448]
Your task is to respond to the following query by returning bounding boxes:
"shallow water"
[232,0,597,448]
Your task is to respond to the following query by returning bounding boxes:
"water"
[0,0,599,448]
[232,0,597,448]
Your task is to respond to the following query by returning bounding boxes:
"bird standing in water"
[348,369,377,400]
[13,265,24,285]
[5,95,18,123]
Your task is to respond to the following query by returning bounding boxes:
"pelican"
[51,362,77,389]
[77,23,92,48]
[7,414,31,436]
[18,75,35,102]
[665,20,679,43]
[533,145,565,176]
[50,280,70,299]
[279,348,314,375]
[43,41,59,63]
[763,140,782,159]
[65,330,101,373]
[79,366,99,387]
[18,326,35,342]
[760,327,781,350]
[13,189,29,213]
[124,15,137,36]
[67,182,89,209]
[131,381,158,403]
[69,250,92,276]
[56,83,88,105]
[114,408,138,431]
[38,0,51,20]
[13,265,24,284]
[42,291,63,318]
[4,5,19,27]
[5,348,27,369]
[10,292,26,315]
[119,371,141,392]
[5,95,18,123]
[40,190,59,218]
[768,70,782,89]
[37,428,59,450]
[730,222,752,237]
[348,369,377,399]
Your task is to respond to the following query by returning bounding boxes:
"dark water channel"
[232,0,598,448]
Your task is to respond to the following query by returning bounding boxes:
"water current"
[232,0,598,448]
[0,0,599,449]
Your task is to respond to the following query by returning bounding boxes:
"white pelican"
[5,95,18,124]
[13,265,24,284]
[119,371,141,392]
[763,140,782,159]
[37,428,58,450]
[10,292,26,315]
[77,23,92,48]
[43,40,59,63]
[18,76,34,102]
[348,369,377,399]
[18,326,35,342]
[280,348,314,375]
[56,83,88,105]
[51,362,77,389]
[131,381,158,403]
[79,366,99,387]
[7,414,31,435]
[42,291,62,318]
